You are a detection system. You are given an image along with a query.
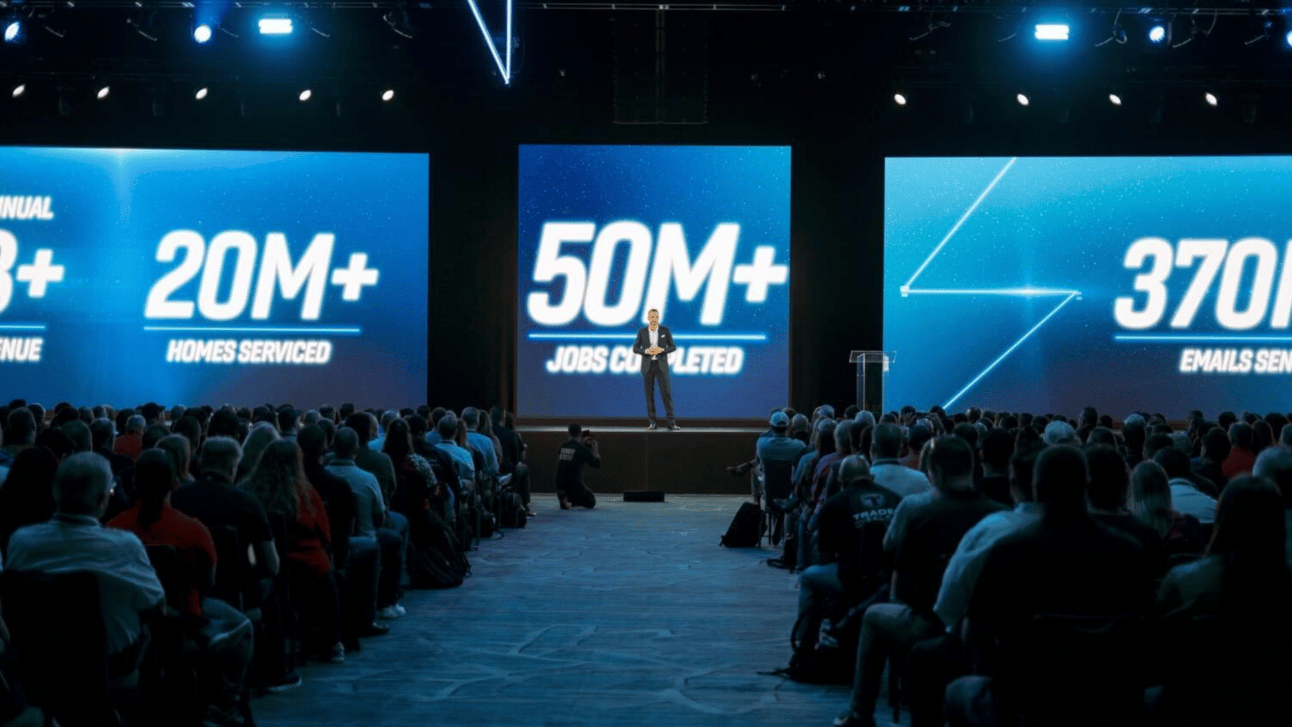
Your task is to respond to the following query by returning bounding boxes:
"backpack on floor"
[720,502,763,548]
[778,596,859,685]
[499,492,528,529]
[408,509,471,588]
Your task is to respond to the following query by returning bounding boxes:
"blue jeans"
[347,536,381,625]
[200,597,254,711]
[796,563,843,643]
[374,528,405,607]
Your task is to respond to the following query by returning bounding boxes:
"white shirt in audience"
[1168,478,1217,525]
[871,459,932,499]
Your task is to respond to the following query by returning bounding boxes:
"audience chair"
[267,513,299,674]
[1021,613,1148,727]
[0,570,129,727]
[141,545,205,727]
[761,459,795,547]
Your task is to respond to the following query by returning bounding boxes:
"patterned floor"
[251,494,892,727]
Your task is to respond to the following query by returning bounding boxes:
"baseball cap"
[770,411,790,428]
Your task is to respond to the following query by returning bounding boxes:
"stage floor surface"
[251,494,903,727]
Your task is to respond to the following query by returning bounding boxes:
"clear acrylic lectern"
[849,351,894,415]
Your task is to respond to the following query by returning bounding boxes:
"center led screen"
[0,147,429,407]
[518,145,791,419]
[884,156,1292,418]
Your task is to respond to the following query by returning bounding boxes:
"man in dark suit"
[632,308,680,431]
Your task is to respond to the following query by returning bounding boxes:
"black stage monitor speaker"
[623,490,665,503]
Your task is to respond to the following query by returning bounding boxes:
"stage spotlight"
[1205,91,1218,107]
[97,86,110,100]
[195,87,209,100]
[1109,92,1122,106]
[1016,93,1030,107]
[1149,24,1167,44]
[4,20,20,43]
[194,24,213,44]
[1034,23,1070,41]
[259,17,293,35]
[381,89,396,102]
[1286,29,1292,48]
[299,89,312,102]
[12,84,25,99]
[893,92,908,106]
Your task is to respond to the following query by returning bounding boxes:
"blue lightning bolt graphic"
[900,157,1081,409]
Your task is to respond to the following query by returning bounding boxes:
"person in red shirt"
[1221,422,1256,480]
[108,449,253,727]
[113,414,146,462]
[242,439,344,665]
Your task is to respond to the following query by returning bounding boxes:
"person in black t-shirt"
[554,423,600,510]
[796,455,901,642]
[1085,443,1167,578]
[836,436,1005,727]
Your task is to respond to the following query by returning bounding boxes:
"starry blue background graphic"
[885,156,1292,419]
[0,147,428,408]
[518,145,791,419]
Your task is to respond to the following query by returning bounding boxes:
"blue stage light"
[194,24,213,44]
[1286,29,1292,48]
[1034,23,1070,41]
[4,21,20,43]
[259,17,293,35]
[1149,24,1166,44]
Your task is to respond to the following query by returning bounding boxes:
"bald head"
[838,454,872,486]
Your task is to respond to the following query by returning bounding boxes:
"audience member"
[346,413,398,516]
[1154,475,1292,726]
[836,436,1004,727]
[243,440,344,665]
[1129,461,1207,557]
[114,415,146,461]
[945,446,1153,727]
[1154,447,1218,525]
[974,429,1013,507]
[1194,426,1231,493]
[1085,444,1167,576]
[6,453,166,678]
[0,447,59,557]
[870,423,929,499]
[1222,422,1256,479]
[107,450,253,727]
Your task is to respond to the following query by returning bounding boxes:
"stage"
[517,425,766,496]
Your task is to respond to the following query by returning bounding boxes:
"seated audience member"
[0,448,59,557]
[2,407,37,464]
[1154,447,1218,526]
[1154,476,1292,726]
[460,408,500,494]
[346,413,398,516]
[1085,444,1166,577]
[870,423,930,499]
[61,421,92,455]
[407,417,462,513]
[243,440,344,665]
[974,429,1014,507]
[944,446,1154,727]
[1222,422,1256,479]
[1250,446,1292,565]
[1042,419,1079,447]
[91,418,133,478]
[107,450,253,727]
[1170,432,1220,497]
[1128,461,1207,558]
[236,424,280,484]
[434,413,476,502]
[1075,406,1098,443]
[554,423,600,510]
[1086,426,1117,448]
[154,434,195,488]
[755,412,808,509]
[898,424,934,470]
[6,453,166,677]
[835,436,1005,727]
[328,428,406,623]
[171,437,300,691]
[905,443,1043,727]
[1122,414,1148,469]
[795,456,901,641]
[114,415,146,461]
[1281,423,1292,448]
[1193,427,1230,493]
[1252,419,1275,456]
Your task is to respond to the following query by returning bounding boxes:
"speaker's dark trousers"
[642,359,675,425]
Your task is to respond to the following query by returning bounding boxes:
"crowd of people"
[0,400,536,727]
[750,404,1292,727]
